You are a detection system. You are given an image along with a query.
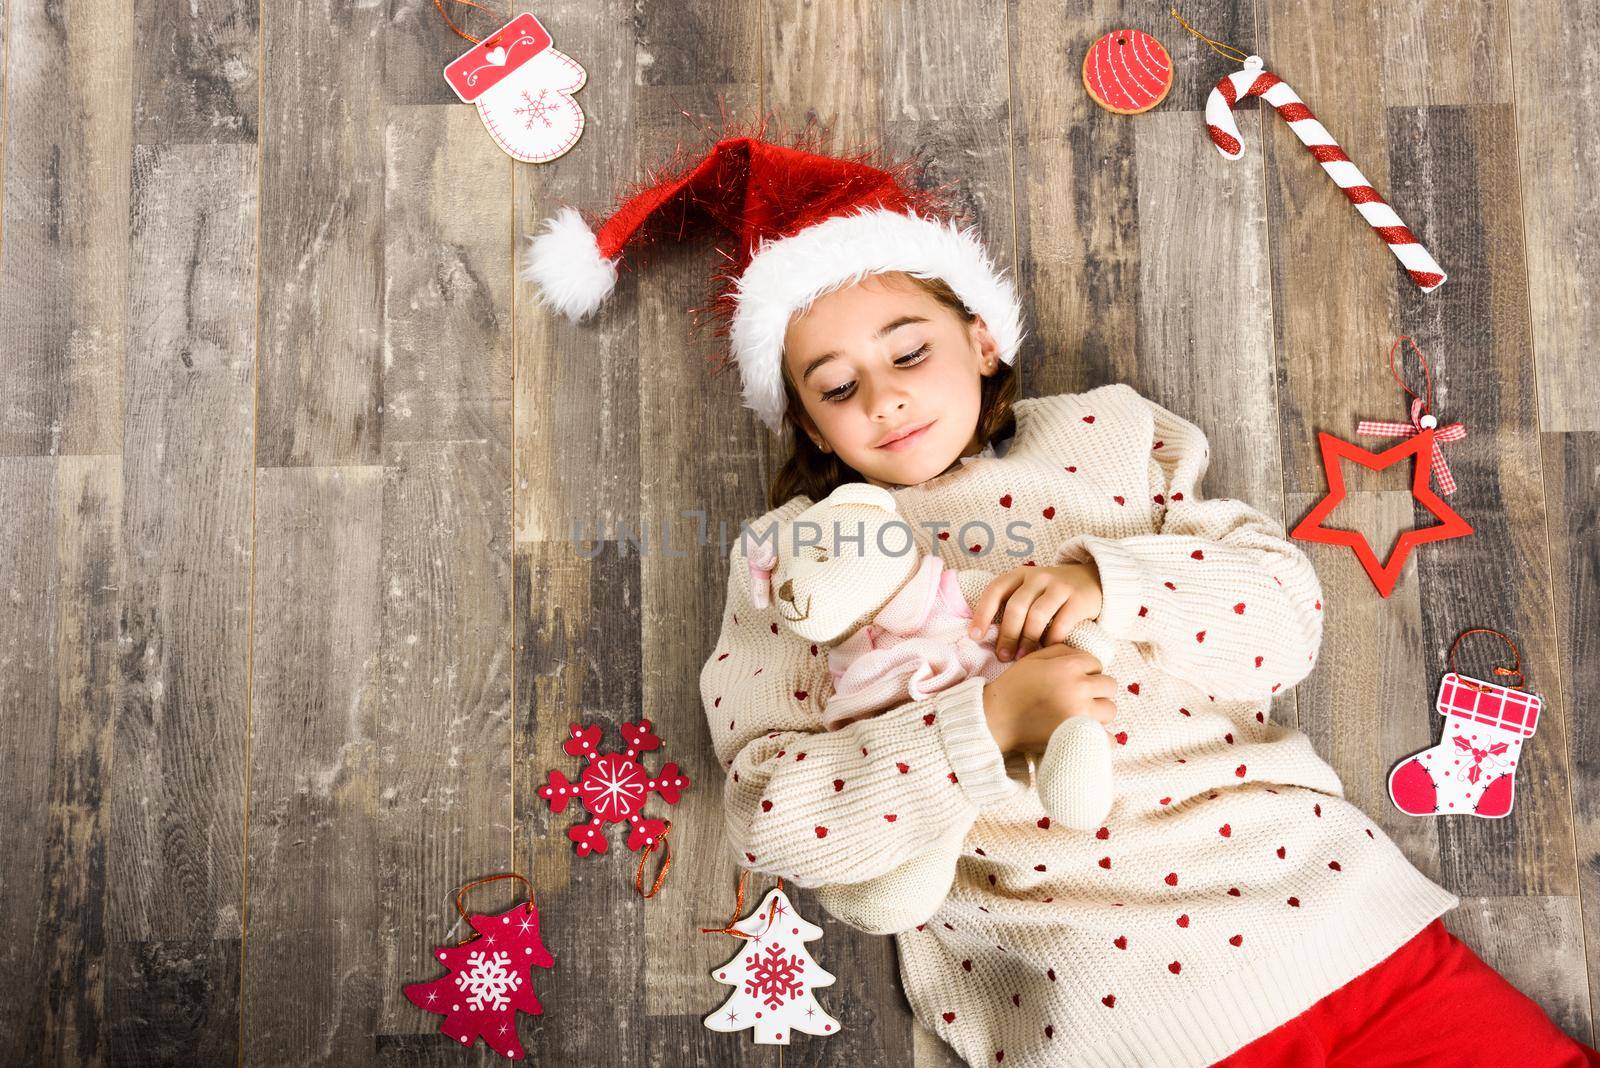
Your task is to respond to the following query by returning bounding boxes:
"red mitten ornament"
[443,13,587,163]
[538,718,689,856]
[703,886,840,1044]
[404,879,555,1061]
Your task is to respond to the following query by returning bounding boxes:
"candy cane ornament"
[1206,56,1446,293]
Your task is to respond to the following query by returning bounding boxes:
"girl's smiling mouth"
[878,420,934,450]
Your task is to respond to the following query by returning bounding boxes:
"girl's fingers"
[968,571,1025,640]
[1087,697,1118,724]
[1088,674,1118,700]
[997,586,1044,661]
[1040,596,1080,647]
[1023,589,1072,646]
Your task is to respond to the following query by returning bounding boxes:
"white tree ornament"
[703,887,841,1044]
[443,13,587,164]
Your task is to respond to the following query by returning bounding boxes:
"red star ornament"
[1290,428,1473,598]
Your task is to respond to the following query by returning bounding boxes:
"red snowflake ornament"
[538,718,690,856]
[404,900,556,1060]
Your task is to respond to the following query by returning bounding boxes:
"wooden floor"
[2,0,1597,1063]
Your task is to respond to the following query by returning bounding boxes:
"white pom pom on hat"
[520,131,1024,435]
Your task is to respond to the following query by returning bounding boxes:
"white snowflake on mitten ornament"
[703,887,840,1045]
[443,13,587,163]
[1389,665,1542,819]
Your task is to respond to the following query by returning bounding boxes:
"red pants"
[1215,918,1600,1067]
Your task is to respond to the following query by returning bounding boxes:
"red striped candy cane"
[1206,56,1446,293]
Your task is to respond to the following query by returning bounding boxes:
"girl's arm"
[1052,386,1325,700]
[701,536,1021,888]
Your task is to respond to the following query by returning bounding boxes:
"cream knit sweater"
[700,383,1459,1067]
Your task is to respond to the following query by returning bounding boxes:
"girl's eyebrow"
[801,315,931,382]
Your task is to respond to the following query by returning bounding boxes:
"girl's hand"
[981,645,1118,754]
[967,562,1104,663]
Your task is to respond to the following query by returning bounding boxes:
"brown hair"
[767,272,1018,510]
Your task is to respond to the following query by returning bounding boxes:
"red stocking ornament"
[404,874,556,1060]
[1389,631,1541,819]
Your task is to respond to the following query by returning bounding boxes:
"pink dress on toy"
[822,555,1004,731]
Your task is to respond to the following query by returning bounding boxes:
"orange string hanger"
[1169,7,1252,65]
[635,819,674,899]
[433,0,504,45]
[450,872,537,945]
[1448,628,1526,692]
[699,869,787,938]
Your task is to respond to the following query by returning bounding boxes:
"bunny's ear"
[745,544,778,610]
[820,482,898,513]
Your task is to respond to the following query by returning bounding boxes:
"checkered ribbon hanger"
[1356,336,1467,494]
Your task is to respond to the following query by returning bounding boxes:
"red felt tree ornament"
[404,874,556,1060]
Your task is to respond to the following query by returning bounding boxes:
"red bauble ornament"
[1290,428,1473,598]
[538,719,690,856]
[404,890,555,1061]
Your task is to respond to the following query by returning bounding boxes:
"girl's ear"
[970,316,1000,372]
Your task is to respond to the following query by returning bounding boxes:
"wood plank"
[1542,431,1600,1034]
[368,89,514,1056]
[1133,108,1281,516]
[374,438,514,1043]
[1258,2,1403,491]
[1512,2,1600,431]
[382,106,512,446]
[1445,896,1594,1044]
[629,0,766,1055]
[243,465,383,1064]
[101,142,257,1062]
[513,0,643,545]
[513,539,664,1062]
[133,0,259,145]
[257,0,385,467]
[1385,102,1574,897]
[0,0,132,455]
[386,0,472,106]
[1289,489,1444,881]
[0,456,121,1061]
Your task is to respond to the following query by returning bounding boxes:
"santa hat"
[519,130,1024,434]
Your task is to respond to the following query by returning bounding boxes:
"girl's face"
[782,272,1002,490]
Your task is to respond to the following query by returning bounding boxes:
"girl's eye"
[820,345,930,404]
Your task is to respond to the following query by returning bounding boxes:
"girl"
[525,133,1599,1068]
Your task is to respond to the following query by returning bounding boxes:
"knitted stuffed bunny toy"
[744,482,1116,934]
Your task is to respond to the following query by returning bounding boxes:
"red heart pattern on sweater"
[1099,856,1112,869]
[1000,494,1012,508]
[1038,817,1051,829]
[1164,872,1179,886]
[1096,826,1110,839]
[1191,550,1205,560]
[761,799,772,812]
[1114,935,1128,950]
[1176,914,1189,928]
[1168,961,1182,975]
[1219,823,1231,837]
[833,779,844,792]
[943,1012,957,1023]
[896,761,910,774]
[1127,682,1141,695]
[1102,994,1116,1008]
[1042,506,1055,519]
[1234,602,1247,615]
[1229,934,1244,947]
[814,826,828,838]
